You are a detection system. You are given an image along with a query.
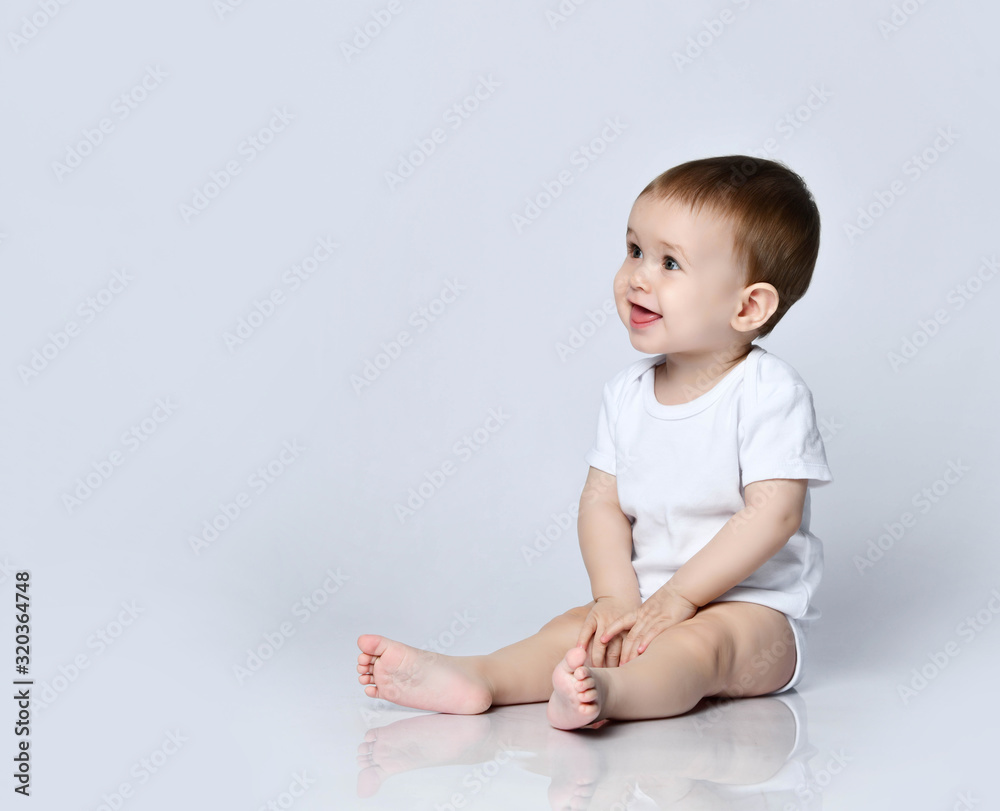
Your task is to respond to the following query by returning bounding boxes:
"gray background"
[2,0,998,808]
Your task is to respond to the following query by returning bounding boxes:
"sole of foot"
[546,646,606,730]
[357,634,492,715]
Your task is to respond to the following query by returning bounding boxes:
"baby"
[357,155,833,730]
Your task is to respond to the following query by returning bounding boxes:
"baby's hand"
[600,585,699,665]
[576,595,641,667]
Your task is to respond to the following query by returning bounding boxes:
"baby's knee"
[542,603,592,631]
[647,620,733,688]
[566,603,595,623]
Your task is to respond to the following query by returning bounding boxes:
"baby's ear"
[734,283,778,331]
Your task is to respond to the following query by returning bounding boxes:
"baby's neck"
[656,345,753,404]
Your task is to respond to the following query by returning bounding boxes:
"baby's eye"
[663,256,680,271]
[627,242,642,259]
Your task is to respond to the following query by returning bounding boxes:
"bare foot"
[546,646,609,730]
[356,634,492,715]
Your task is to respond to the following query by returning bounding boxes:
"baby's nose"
[628,264,651,287]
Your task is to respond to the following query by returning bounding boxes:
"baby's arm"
[603,478,808,664]
[574,467,641,666]
[667,478,807,607]
[578,467,639,602]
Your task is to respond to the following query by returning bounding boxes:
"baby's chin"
[622,324,668,353]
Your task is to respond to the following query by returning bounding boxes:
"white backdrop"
[3,0,999,808]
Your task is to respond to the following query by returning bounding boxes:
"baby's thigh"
[539,601,593,638]
[542,601,607,663]
[683,601,797,698]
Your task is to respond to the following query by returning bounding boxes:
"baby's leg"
[358,602,594,714]
[547,601,795,729]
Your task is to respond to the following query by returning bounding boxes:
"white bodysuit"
[584,344,833,691]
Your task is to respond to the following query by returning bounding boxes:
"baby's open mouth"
[631,303,662,324]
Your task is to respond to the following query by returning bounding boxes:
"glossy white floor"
[339,625,997,810]
[34,589,996,810]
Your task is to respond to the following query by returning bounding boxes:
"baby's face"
[613,194,748,356]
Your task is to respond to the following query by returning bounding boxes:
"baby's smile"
[628,302,662,329]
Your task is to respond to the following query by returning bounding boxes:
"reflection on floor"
[355,690,820,809]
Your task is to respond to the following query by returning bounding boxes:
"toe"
[357,634,387,656]
[565,645,587,670]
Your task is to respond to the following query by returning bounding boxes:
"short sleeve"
[584,379,619,475]
[739,382,833,489]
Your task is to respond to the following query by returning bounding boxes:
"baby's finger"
[635,629,655,655]
[605,633,623,668]
[635,635,657,657]
[589,626,609,667]
[575,616,597,650]
[600,614,630,643]
[621,625,643,665]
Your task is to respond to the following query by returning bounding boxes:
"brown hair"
[638,155,820,340]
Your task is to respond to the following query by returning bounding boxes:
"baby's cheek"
[613,274,631,294]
